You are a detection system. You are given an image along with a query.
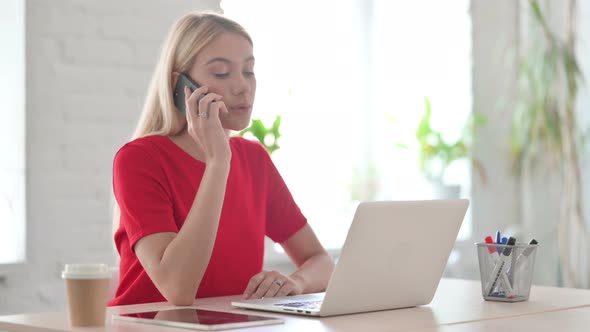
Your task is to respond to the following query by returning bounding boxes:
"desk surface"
[416,305,590,332]
[1,279,589,332]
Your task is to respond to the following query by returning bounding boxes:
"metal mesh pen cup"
[475,242,538,302]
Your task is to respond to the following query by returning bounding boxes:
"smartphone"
[173,73,201,113]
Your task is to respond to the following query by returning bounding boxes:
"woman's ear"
[171,71,180,89]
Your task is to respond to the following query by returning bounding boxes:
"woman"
[109,12,335,306]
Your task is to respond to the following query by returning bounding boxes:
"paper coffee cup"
[62,263,112,327]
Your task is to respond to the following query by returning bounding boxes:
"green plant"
[414,97,486,184]
[238,115,282,154]
[510,0,588,288]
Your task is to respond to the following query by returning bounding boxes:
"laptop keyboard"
[274,300,323,311]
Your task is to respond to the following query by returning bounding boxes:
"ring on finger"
[197,111,209,119]
[275,279,284,287]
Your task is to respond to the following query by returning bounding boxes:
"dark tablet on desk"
[113,308,284,331]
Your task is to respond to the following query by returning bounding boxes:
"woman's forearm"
[290,251,335,294]
[157,162,230,304]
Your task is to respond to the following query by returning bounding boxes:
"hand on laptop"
[242,271,304,300]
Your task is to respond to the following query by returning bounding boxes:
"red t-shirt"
[109,135,307,306]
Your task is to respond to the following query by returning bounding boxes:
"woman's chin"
[222,119,251,132]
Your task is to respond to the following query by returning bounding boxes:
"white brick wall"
[0,0,221,315]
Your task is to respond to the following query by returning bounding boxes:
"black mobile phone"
[173,73,200,113]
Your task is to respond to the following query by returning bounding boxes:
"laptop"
[231,199,469,317]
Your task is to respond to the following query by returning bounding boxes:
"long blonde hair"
[134,12,252,139]
[112,12,252,238]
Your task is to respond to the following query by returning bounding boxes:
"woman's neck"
[168,130,231,162]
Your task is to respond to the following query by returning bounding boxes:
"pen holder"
[475,242,539,302]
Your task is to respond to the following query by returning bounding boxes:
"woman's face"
[189,32,256,131]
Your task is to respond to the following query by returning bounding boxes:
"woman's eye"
[243,71,255,77]
[214,73,229,78]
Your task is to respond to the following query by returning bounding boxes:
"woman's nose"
[231,75,252,95]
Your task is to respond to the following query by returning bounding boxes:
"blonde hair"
[134,11,252,139]
[112,12,252,238]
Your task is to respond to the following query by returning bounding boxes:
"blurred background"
[1,0,589,315]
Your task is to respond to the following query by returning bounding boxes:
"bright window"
[0,0,26,265]
[222,0,473,251]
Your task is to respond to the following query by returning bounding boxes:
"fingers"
[261,281,282,298]
[184,86,224,118]
[211,99,229,116]
[196,91,223,119]
[275,281,296,297]
[184,86,208,116]
[243,272,266,299]
[244,271,281,299]
[203,100,226,122]
[263,278,293,298]
[243,271,301,299]
[185,86,226,129]
[250,275,276,300]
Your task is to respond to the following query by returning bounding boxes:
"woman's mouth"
[229,105,252,114]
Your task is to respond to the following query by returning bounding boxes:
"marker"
[484,236,497,256]
[509,239,539,289]
[521,239,539,257]
[485,237,516,297]
[484,236,498,269]
[512,238,538,267]
[508,237,518,288]
[508,239,539,296]
[498,236,508,255]
[484,236,512,291]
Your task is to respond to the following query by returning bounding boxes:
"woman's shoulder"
[125,135,169,149]
[115,135,170,163]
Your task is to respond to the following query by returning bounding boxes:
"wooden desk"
[0,279,589,332]
[416,305,590,331]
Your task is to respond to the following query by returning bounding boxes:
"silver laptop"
[231,199,469,317]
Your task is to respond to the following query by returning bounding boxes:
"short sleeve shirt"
[109,135,307,306]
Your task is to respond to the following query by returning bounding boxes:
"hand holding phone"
[174,73,232,164]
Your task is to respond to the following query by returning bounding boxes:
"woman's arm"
[243,224,335,299]
[283,224,335,293]
[134,162,229,305]
[133,89,232,306]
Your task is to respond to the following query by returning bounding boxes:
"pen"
[496,231,502,254]
[485,237,516,297]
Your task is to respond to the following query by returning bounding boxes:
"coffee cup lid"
[62,263,112,279]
